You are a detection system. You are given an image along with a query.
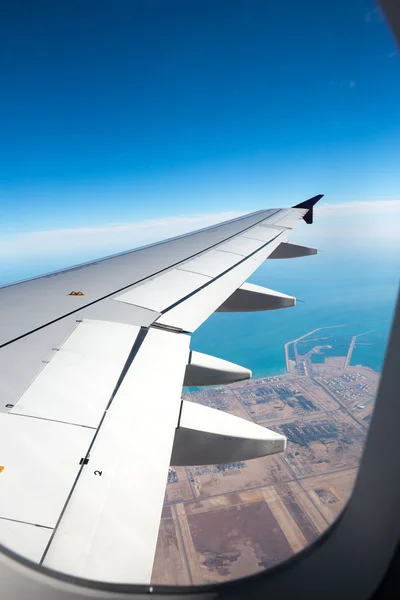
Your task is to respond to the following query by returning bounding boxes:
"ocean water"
[191,247,399,378]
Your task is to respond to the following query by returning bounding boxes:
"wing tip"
[292,194,324,224]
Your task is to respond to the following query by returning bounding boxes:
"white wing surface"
[0,195,322,584]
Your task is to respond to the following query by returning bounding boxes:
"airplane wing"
[0,195,322,584]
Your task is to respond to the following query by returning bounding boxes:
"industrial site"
[151,327,379,585]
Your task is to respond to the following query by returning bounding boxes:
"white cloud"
[1,201,399,272]
[317,200,400,215]
[291,200,400,247]
[0,211,246,261]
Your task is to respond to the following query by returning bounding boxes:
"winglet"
[292,194,323,224]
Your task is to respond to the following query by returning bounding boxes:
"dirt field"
[152,467,358,585]
[152,478,332,585]
[300,469,358,522]
[187,453,293,498]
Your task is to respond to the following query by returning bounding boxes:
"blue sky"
[0,0,399,280]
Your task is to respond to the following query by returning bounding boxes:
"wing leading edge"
[0,195,322,584]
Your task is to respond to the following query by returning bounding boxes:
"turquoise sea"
[191,247,399,378]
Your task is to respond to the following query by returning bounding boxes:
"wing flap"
[177,249,239,277]
[114,269,211,313]
[0,316,80,412]
[268,208,306,228]
[11,320,140,428]
[243,225,288,242]
[218,235,266,256]
[0,415,94,528]
[42,328,190,584]
[0,520,52,563]
[156,230,286,332]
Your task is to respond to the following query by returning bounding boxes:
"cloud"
[1,201,399,283]
[291,200,400,248]
[388,50,398,59]
[0,211,246,262]
[317,200,400,215]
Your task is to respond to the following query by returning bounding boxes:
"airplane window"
[0,0,399,593]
